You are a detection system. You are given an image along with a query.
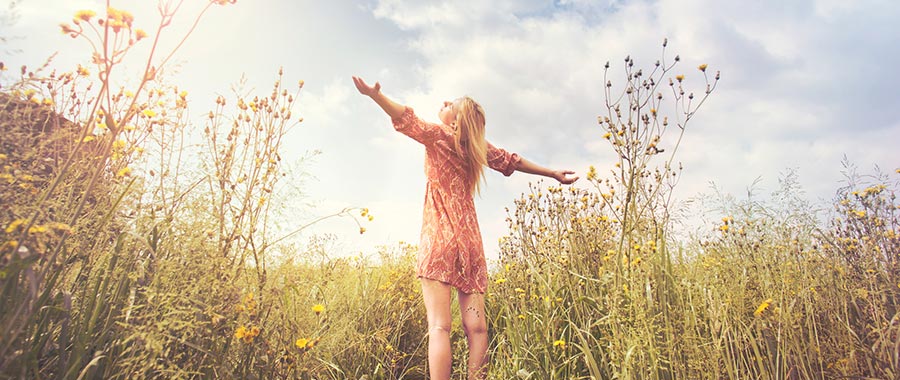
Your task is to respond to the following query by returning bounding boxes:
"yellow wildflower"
[719,225,729,232]
[698,64,708,72]
[494,278,507,285]
[141,109,156,118]
[517,314,526,320]
[312,304,325,314]
[359,227,366,234]
[116,167,131,177]
[82,136,95,143]
[75,10,96,22]
[107,7,122,22]
[676,74,684,82]
[77,65,90,76]
[854,210,865,218]
[60,23,77,35]
[235,325,249,339]
[135,29,147,41]
[5,219,26,233]
[553,339,566,349]
[295,338,309,349]
[514,288,525,293]
[754,298,773,317]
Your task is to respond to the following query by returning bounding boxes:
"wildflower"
[587,165,597,180]
[5,219,26,233]
[77,65,90,76]
[179,90,188,99]
[107,7,122,22]
[494,278,507,285]
[719,225,729,232]
[312,304,325,314]
[141,109,156,118]
[75,10,96,22]
[295,338,309,349]
[754,298,773,317]
[553,339,566,349]
[632,257,642,266]
[676,74,684,82]
[116,167,132,177]
[602,132,611,140]
[853,210,865,218]
[135,29,147,41]
[81,136,95,143]
[60,23,77,35]
[514,288,525,293]
[517,314,525,320]
[0,154,6,161]
[650,108,657,116]
[359,227,366,234]
[698,64,708,72]
[235,325,249,339]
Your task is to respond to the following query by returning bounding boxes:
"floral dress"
[392,107,521,294]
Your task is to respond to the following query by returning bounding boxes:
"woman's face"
[438,99,459,126]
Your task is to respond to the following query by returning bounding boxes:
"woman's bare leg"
[458,290,489,379]
[420,278,453,380]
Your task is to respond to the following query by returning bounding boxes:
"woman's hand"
[553,170,579,185]
[352,76,381,98]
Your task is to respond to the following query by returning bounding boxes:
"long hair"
[452,96,488,195]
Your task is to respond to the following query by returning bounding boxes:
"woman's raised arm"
[352,76,405,119]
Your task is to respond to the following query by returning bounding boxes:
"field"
[1,3,898,379]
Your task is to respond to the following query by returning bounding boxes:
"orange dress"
[392,107,521,294]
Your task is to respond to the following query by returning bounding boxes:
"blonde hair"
[452,96,488,195]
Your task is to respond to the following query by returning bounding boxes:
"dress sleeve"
[392,107,442,146]
[486,141,521,177]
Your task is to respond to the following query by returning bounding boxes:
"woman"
[352,76,578,379]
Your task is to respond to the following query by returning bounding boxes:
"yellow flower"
[116,167,132,177]
[295,338,309,349]
[853,210,865,218]
[514,287,525,293]
[676,74,684,82]
[553,339,566,349]
[77,65,90,76]
[60,23,77,35]
[141,109,156,118]
[359,227,366,234]
[81,136,95,143]
[494,278,507,285]
[719,224,729,232]
[107,7,122,22]
[135,29,148,41]
[235,325,249,339]
[698,64,708,72]
[650,108,657,116]
[75,10,96,22]
[754,298,773,317]
[5,219,26,233]
[0,153,6,161]
[602,132,611,139]
[312,304,325,314]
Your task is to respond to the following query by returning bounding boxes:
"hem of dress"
[416,274,486,295]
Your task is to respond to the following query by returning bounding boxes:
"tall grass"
[1,2,897,379]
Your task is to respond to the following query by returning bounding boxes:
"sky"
[2,0,899,262]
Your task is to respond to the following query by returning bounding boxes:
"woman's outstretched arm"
[352,76,405,119]
[516,157,579,185]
